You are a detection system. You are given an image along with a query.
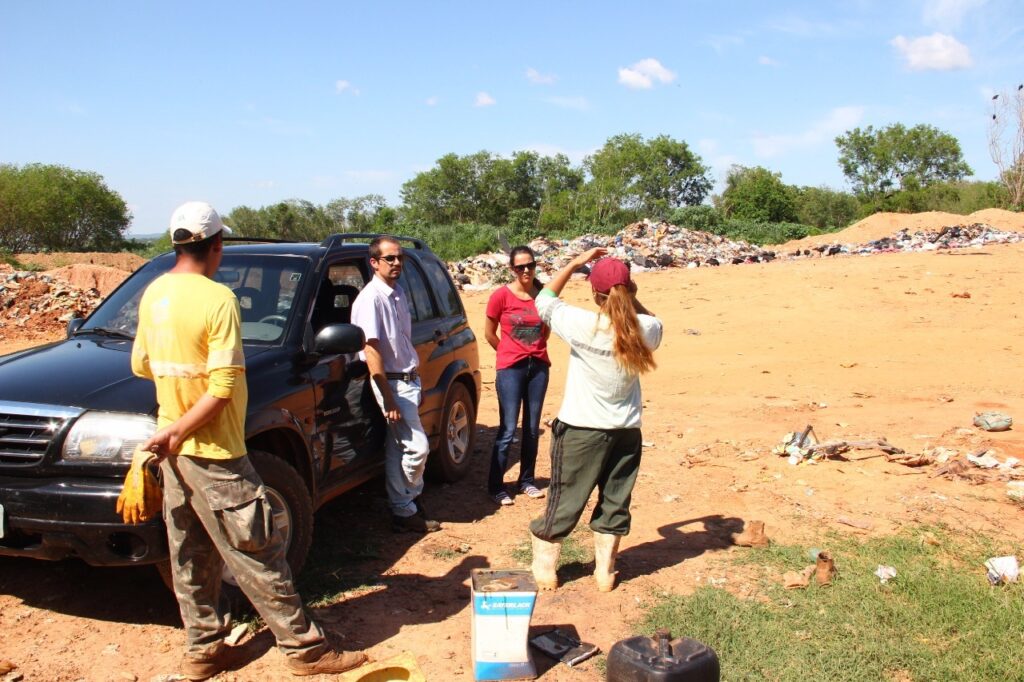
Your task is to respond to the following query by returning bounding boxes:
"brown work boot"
[286,648,369,676]
[180,644,248,681]
[731,520,769,548]
[815,551,836,586]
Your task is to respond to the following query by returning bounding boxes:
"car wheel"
[427,381,476,482]
[155,449,314,612]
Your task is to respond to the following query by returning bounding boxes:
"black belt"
[385,371,418,381]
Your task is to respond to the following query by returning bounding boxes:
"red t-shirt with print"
[485,286,550,370]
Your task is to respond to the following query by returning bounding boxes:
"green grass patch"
[637,526,1023,681]
[510,527,594,570]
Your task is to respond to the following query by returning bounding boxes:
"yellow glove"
[116,446,163,524]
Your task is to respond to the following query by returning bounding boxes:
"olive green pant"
[529,419,643,541]
[161,454,328,660]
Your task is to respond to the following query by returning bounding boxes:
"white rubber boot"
[531,534,562,591]
[593,532,622,592]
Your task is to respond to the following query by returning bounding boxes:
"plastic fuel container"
[606,628,720,682]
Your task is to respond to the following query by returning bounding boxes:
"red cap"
[587,257,631,294]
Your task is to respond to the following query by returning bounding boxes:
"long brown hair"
[599,285,656,375]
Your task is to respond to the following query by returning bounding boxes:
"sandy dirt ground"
[2,240,1023,681]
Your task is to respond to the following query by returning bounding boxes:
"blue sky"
[2,1,1021,234]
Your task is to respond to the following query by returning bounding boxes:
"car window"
[83,255,310,344]
[419,256,461,318]
[398,259,437,322]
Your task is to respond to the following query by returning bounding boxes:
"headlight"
[63,412,157,462]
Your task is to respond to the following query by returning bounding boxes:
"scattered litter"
[662,494,679,503]
[225,623,249,646]
[815,551,836,586]
[951,292,971,299]
[1008,482,1024,503]
[973,411,1013,432]
[928,446,958,464]
[783,565,815,589]
[937,394,954,403]
[984,556,1020,585]
[874,565,897,584]
[773,426,908,465]
[836,516,874,531]
[967,450,1001,469]
[684,328,701,336]
[642,441,655,448]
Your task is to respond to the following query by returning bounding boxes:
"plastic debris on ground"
[973,411,1013,432]
[874,565,898,584]
[984,556,1020,585]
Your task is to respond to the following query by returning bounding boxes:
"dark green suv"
[0,234,481,582]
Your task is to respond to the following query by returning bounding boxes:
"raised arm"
[542,247,607,297]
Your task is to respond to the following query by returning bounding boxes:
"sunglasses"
[512,261,537,273]
[377,254,404,264]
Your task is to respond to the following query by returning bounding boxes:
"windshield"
[81,254,312,344]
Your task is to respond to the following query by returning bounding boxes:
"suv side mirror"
[67,317,85,338]
[314,323,365,355]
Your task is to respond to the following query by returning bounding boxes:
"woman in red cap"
[528,247,662,592]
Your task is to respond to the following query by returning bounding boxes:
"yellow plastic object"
[338,652,425,682]
[115,447,162,524]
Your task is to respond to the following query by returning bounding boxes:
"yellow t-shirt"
[131,273,248,459]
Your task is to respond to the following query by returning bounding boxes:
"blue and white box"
[471,569,538,681]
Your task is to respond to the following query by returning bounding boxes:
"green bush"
[710,219,826,245]
[668,205,722,231]
[795,186,860,229]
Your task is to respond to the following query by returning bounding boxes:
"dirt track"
[2,238,1024,681]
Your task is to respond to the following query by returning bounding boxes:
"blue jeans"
[370,377,430,517]
[488,357,550,495]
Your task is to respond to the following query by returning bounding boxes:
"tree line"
[3,121,1021,260]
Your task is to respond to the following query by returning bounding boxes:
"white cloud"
[526,67,557,85]
[758,55,780,66]
[543,96,590,111]
[890,33,973,71]
[474,91,496,107]
[752,106,865,158]
[425,96,439,106]
[617,58,676,89]
[923,0,987,29]
[335,79,360,95]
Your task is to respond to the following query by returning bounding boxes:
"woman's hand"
[573,247,607,268]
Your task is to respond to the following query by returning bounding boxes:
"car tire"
[427,381,476,483]
[155,449,314,614]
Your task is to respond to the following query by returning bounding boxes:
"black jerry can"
[606,628,720,682]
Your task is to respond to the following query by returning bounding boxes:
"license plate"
[0,502,5,539]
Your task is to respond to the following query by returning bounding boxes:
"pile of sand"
[45,264,133,297]
[13,252,146,272]
[780,209,1024,249]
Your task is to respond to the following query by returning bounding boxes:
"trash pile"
[786,223,1024,259]
[448,220,775,288]
[0,271,105,342]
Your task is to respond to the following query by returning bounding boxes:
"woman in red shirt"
[484,246,550,506]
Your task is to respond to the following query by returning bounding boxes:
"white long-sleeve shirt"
[536,291,662,429]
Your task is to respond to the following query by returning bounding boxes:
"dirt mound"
[781,209,1024,249]
[0,272,104,344]
[13,252,146,272]
[46,264,132,297]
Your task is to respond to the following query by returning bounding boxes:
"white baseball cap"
[169,201,233,244]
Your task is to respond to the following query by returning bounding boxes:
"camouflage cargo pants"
[160,454,328,660]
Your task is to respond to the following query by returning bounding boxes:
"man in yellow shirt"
[133,201,367,680]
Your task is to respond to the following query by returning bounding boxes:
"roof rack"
[223,236,299,244]
[319,233,429,252]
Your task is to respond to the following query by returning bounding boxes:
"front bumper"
[0,475,167,565]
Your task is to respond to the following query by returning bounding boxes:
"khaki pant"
[161,454,327,660]
[529,420,643,541]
